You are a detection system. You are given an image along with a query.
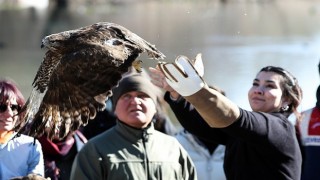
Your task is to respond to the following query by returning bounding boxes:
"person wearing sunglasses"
[0,79,45,180]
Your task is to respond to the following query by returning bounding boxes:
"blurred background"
[0,0,319,124]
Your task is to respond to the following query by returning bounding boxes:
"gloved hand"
[157,54,206,97]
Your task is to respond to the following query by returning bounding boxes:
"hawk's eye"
[112,40,122,45]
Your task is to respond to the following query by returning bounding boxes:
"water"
[0,0,320,123]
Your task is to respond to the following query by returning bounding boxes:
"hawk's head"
[41,30,78,51]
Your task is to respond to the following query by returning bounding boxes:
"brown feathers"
[21,22,165,139]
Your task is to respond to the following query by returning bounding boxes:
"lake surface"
[1,0,320,124]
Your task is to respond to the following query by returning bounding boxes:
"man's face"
[114,91,156,128]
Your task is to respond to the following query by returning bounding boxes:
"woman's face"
[114,91,156,128]
[248,71,288,113]
[0,96,19,131]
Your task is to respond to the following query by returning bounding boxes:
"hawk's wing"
[21,22,165,139]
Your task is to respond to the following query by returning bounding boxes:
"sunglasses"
[0,104,21,113]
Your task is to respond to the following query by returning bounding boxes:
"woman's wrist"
[169,91,180,100]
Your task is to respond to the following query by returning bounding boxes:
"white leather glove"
[158,54,206,96]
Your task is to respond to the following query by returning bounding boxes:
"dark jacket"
[164,92,301,180]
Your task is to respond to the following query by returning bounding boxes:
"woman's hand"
[155,55,205,97]
[149,66,180,99]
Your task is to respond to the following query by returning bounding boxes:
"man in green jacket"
[70,73,197,180]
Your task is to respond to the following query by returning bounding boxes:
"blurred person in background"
[80,99,117,140]
[295,61,320,180]
[37,130,87,180]
[175,85,226,180]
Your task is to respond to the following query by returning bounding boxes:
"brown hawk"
[20,22,165,140]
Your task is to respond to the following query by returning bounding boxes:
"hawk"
[20,22,165,140]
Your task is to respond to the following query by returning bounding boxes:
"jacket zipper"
[142,129,150,180]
